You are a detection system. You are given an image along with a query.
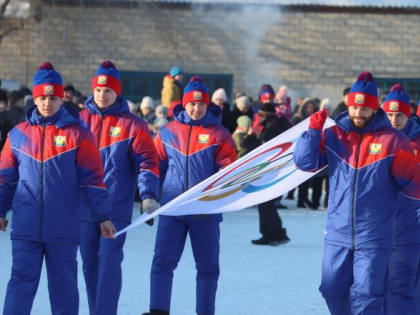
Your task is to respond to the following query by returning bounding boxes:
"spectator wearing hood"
[232,115,260,158]
[151,105,169,135]
[232,94,254,122]
[252,84,276,136]
[161,66,183,108]
[140,96,156,125]
[212,88,235,133]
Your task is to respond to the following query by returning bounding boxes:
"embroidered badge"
[369,143,382,154]
[53,136,66,147]
[389,101,399,111]
[355,93,365,104]
[193,91,202,100]
[198,134,210,144]
[98,75,107,85]
[109,127,121,137]
[44,85,54,95]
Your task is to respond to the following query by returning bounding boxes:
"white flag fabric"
[115,117,335,236]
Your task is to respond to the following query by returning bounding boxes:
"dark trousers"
[311,176,329,208]
[257,199,286,241]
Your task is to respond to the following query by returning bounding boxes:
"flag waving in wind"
[116,117,335,236]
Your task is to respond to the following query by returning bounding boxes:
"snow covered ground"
[0,201,339,314]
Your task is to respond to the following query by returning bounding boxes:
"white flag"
[116,117,335,236]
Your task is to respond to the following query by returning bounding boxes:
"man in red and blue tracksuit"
[382,84,420,315]
[294,72,420,315]
[143,77,237,315]
[0,62,115,315]
[78,60,160,315]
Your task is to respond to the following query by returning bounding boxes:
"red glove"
[309,109,327,130]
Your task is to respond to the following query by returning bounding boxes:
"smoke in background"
[190,4,341,107]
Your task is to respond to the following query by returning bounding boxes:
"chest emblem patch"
[53,136,66,147]
[109,127,121,137]
[369,143,382,154]
[198,134,210,144]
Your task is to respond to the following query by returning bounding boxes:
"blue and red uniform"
[387,117,420,315]
[79,95,159,315]
[0,105,111,315]
[150,103,236,315]
[294,109,420,315]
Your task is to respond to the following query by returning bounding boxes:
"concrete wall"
[1,2,420,104]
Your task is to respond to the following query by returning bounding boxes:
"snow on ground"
[1,200,330,314]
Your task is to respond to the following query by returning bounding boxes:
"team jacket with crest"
[395,118,420,246]
[294,109,420,249]
[80,96,159,223]
[154,104,237,209]
[0,106,111,242]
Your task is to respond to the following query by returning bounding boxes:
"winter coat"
[260,115,291,143]
[292,98,319,125]
[161,75,182,107]
[6,105,25,128]
[332,101,348,119]
[80,96,159,223]
[0,111,12,151]
[294,109,420,249]
[154,104,237,210]
[0,105,111,242]
[220,103,236,134]
[231,105,254,122]
[395,118,420,246]
[233,131,260,158]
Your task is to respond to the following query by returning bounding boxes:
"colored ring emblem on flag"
[198,142,295,201]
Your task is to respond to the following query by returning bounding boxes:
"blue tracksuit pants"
[3,240,78,315]
[150,215,221,315]
[79,220,128,315]
[386,245,420,315]
[319,244,391,315]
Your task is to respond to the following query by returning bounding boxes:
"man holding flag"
[144,76,236,315]
[294,72,420,315]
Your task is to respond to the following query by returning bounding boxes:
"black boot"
[251,237,270,245]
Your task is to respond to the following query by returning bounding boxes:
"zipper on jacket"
[91,115,104,222]
[185,126,193,190]
[97,115,104,149]
[39,124,46,241]
[351,133,363,250]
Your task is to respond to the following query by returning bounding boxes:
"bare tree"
[0,0,36,45]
